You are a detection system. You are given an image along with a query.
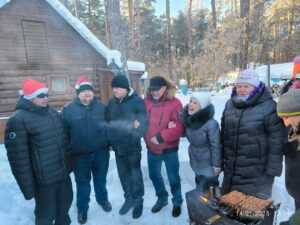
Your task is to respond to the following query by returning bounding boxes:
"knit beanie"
[75,76,93,94]
[111,75,130,91]
[292,55,300,80]
[149,76,167,91]
[277,88,300,117]
[190,92,211,109]
[235,69,260,87]
[21,79,48,100]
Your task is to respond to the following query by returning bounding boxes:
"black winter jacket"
[62,97,108,154]
[221,84,284,196]
[4,98,70,200]
[105,89,148,155]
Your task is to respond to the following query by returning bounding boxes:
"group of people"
[4,55,300,225]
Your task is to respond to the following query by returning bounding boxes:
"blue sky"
[154,0,209,17]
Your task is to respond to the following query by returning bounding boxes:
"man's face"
[112,87,128,99]
[236,83,255,97]
[282,116,300,129]
[150,86,166,100]
[32,93,49,107]
[78,90,94,105]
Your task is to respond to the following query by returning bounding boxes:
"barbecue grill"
[186,189,279,225]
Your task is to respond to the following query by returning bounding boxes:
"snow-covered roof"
[127,60,146,72]
[254,62,293,82]
[0,0,145,72]
[0,0,9,8]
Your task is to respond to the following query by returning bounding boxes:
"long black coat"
[221,84,284,197]
[105,90,148,155]
[4,98,70,200]
[62,97,109,154]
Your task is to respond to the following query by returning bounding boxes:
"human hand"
[213,167,221,176]
[133,120,140,129]
[168,121,176,128]
[150,136,159,145]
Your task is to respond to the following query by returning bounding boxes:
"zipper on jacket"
[158,112,164,126]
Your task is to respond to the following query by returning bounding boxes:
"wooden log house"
[0,0,146,142]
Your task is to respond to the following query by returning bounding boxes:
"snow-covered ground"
[0,92,294,225]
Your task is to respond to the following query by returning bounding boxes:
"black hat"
[149,76,167,91]
[111,75,130,90]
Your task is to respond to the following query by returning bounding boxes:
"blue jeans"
[73,150,110,214]
[147,150,183,207]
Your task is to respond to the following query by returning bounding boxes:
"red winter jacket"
[144,91,184,154]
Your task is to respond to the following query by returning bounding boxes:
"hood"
[182,104,215,129]
[231,82,273,109]
[145,78,176,102]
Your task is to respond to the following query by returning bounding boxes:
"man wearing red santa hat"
[4,79,73,225]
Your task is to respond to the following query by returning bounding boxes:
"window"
[50,77,68,93]
[22,20,49,64]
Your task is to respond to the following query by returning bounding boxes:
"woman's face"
[236,83,255,97]
[188,98,201,115]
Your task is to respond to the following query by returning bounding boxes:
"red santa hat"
[292,55,300,80]
[75,76,93,94]
[20,79,48,100]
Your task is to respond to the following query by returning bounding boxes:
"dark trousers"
[115,152,144,203]
[195,175,219,193]
[35,176,73,225]
[147,150,183,207]
[73,150,110,214]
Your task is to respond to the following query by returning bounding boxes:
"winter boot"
[151,198,168,213]
[172,206,181,217]
[99,200,112,212]
[132,200,143,219]
[77,212,87,224]
[119,198,134,215]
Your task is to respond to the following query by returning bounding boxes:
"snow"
[0,0,9,8]
[0,92,294,225]
[127,61,146,72]
[0,0,146,72]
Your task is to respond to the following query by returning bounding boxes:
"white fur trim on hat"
[75,81,92,90]
[23,87,48,100]
[235,69,260,87]
[190,92,211,109]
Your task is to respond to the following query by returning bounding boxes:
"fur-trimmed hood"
[145,77,177,102]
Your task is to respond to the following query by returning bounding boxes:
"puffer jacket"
[4,97,70,200]
[182,104,221,177]
[221,83,284,196]
[144,86,184,154]
[62,97,108,154]
[105,89,148,155]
